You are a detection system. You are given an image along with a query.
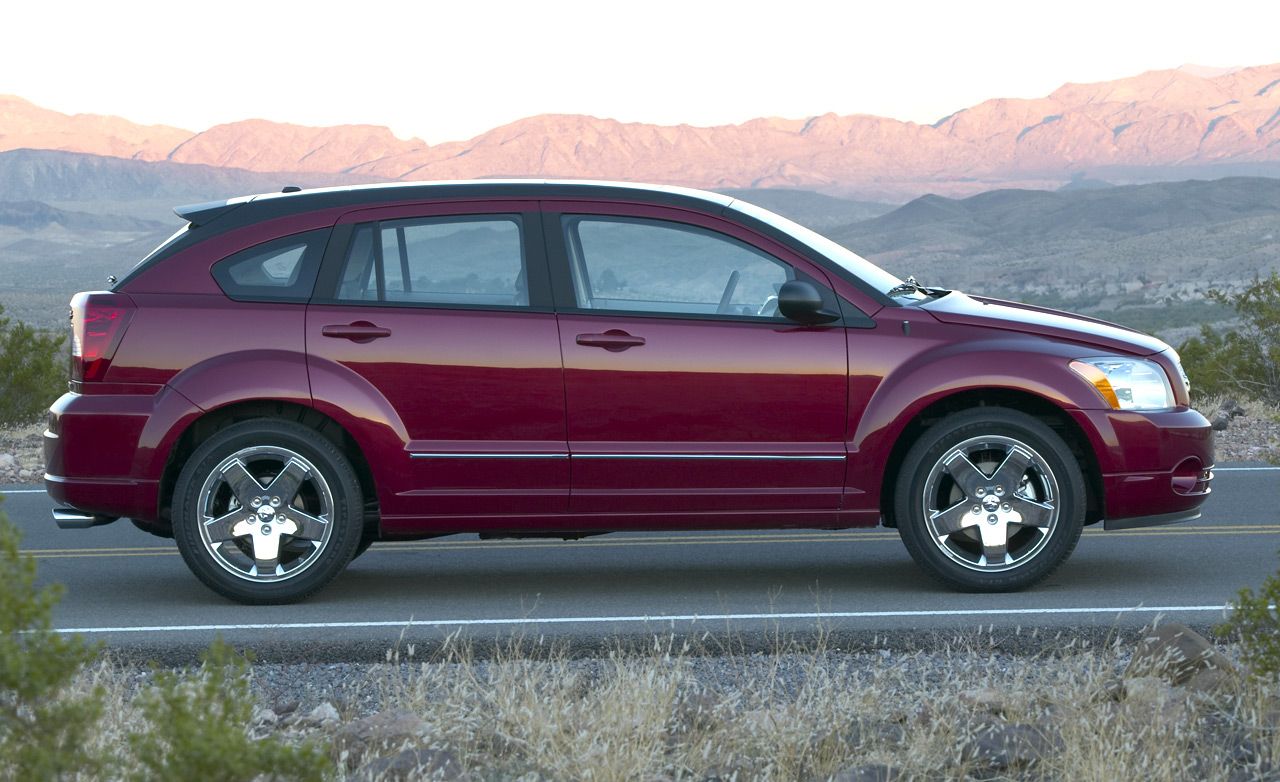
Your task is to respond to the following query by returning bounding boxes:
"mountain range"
[3,63,1280,200]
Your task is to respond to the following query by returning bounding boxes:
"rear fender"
[306,355,413,516]
[136,349,312,497]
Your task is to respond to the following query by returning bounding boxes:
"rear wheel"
[894,407,1085,592]
[172,419,363,604]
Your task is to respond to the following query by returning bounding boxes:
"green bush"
[0,499,106,779]
[1220,567,1280,678]
[1179,273,1280,402]
[0,303,66,427]
[128,637,329,782]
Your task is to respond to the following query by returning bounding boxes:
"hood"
[920,292,1168,356]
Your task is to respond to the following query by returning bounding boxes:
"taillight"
[69,291,134,382]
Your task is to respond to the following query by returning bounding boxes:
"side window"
[335,215,527,307]
[211,229,328,302]
[563,216,795,318]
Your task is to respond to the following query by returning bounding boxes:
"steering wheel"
[716,270,741,314]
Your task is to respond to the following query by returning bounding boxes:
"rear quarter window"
[211,228,330,302]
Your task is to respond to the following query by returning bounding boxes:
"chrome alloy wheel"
[920,435,1059,572]
[195,445,334,583]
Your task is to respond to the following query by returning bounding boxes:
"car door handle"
[321,322,392,343]
[575,330,646,351]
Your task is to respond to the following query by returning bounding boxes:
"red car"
[45,181,1213,604]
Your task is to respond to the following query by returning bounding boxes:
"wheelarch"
[877,389,1102,529]
[151,400,379,540]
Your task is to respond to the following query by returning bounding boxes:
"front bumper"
[1069,407,1214,528]
[1103,506,1203,531]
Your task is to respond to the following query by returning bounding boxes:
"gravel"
[0,421,45,485]
[1212,405,1280,463]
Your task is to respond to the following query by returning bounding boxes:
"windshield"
[727,198,905,296]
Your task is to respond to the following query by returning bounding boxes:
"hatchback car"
[45,180,1214,604]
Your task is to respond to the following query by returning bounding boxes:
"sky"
[4,0,1279,145]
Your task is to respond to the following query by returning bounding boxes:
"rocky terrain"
[66,623,1278,781]
[3,63,1280,200]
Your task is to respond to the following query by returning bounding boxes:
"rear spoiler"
[173,197,250,227]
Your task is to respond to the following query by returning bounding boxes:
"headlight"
[1168,349,1191,395]
[1069,357,1175,411]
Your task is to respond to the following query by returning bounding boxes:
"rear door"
[546,203,850,520]
[306,201,568,524]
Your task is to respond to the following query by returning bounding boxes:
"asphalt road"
[4,465,1278,661]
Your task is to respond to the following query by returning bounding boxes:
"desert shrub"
[0,499,107,778]
[0,303,66,427]
[1221,567,1280,678]
[128,636,329,782]
[1179,273,1280,402]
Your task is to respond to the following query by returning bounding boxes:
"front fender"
[849,333,1108,505]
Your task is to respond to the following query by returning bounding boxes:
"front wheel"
[894,408,1086,592]
[172,419,363,604]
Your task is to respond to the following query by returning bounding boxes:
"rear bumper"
[1070,407,1214,527]
[44,472,159,522]
[44,388,188,522]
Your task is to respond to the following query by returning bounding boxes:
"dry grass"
[28,627,1279,780]
[157,630,1280,780]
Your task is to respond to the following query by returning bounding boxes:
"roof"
[175,179,737,228]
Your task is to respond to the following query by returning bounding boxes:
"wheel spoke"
[992,447,1033,491]
[943,452,987,495]
[976,521,1011,566]
[248,531,282,577]
[1011,496,1056,528]
[221,460,265,508]
[264,458,310,505]
[204,510,246,543]
[195,443,337,584]
[930,501,977,537]
[282,509,327,541]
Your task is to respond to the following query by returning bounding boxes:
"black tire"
[894,407,1086,592]
[172,419,363,604]
[352,534,377,561]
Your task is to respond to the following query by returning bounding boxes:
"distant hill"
[3,62,1280,199]
[832,177,1280,329]
[0,148,369,203]
[717,188,892,227]
[0,200,168,232]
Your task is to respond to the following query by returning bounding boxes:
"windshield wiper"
[887,275,950,298]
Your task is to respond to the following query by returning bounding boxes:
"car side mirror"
[777,280,840,324]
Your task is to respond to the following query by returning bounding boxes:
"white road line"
[1,489,47,494]
[55,604,1232,634]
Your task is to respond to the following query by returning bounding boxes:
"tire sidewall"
[172,419,363,604]
[895,408,1086,592]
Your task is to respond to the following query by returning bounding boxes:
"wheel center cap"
[981,495,1000,513]
[257,505,276,522]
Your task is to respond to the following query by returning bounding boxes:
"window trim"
[546,211,853,327]
[210,227,331,304]
[311,209,553,312]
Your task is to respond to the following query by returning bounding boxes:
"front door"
[306,202,568,526]
[547,205,850,520]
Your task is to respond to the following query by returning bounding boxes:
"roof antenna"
[281,185,301,193]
